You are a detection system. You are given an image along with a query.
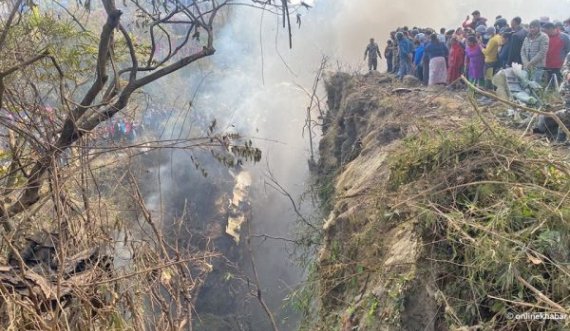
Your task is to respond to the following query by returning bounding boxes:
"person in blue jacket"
[397,32,413,79]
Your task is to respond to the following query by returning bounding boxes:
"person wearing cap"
[463,10,487,30]
[482,26,501,88]
[543,22,570,86]
[494,17,508,31]
[521,20,549,82]
[364,38,382,71]
[507,16,528,66]
[475,25,489,46]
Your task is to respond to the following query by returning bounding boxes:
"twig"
[250,233,298,243]
[80,254,220,286]
[514,273,568,313]
[244,210,280,331]
[466,90,498,138]
[487,294,553,311]
[520,114,538,139]
[264,172,318,231]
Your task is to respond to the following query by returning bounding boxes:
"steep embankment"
[312,72,570,331]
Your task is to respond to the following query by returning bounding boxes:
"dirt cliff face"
[311,72,570,331]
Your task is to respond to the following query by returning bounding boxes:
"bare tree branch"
[0,0,24,51]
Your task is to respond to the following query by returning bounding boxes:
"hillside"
[309,72,570,330]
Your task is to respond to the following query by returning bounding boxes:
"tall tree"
[0,0,296,329]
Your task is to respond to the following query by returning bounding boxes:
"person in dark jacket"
[364,38,382,71]
[507,16,528,66]
[422,30,433,85]
[499,28,513,68]
[424,34,449,85]
[384,40,394,73]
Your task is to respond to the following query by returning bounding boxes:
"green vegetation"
[388,123,570,330]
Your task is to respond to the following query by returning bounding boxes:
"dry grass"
[387,123,570,330]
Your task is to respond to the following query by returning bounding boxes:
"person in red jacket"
[447,36,465,86]
[543,22,570,87]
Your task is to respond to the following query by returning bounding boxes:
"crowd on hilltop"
[92,106,173,143]
[364,11,570,92]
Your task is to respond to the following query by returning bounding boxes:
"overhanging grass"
[387,123,570,330]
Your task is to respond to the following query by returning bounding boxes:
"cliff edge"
[309,72,570,331]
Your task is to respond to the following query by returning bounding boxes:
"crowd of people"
[364,11,570,91]
[92,106,172,143]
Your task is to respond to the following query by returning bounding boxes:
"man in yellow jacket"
[482,26,502,89]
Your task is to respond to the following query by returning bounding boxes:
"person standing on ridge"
[384,40,394,73]
[463,10,487,30]
[364,38,382,71]
[447,36,465,86]
[543,22,570,87]
[396,32,413,79]
[506,16,527,67]
[465,35,485,86]
[482,26,501,89]
[424,33,449,85]
[521,20,549,83]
